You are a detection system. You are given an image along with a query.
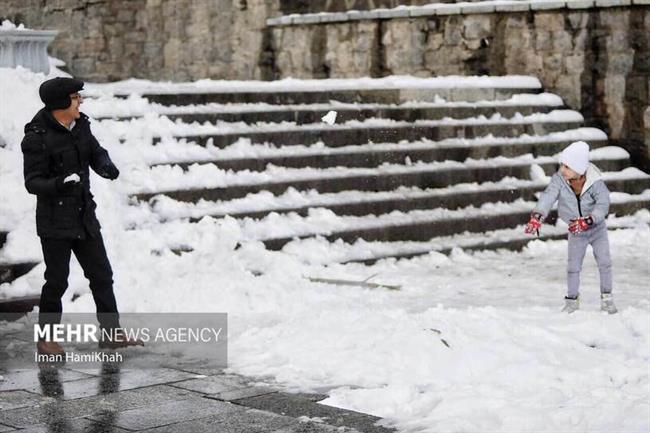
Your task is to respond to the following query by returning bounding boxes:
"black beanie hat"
[39,77,84,110]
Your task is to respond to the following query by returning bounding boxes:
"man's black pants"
[39,234,119,330]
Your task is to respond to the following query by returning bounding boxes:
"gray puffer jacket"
[534,163,610,224]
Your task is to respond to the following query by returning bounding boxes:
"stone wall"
[271,7,650,168]
[1,0,279,81]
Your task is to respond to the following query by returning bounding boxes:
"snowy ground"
[1,64,649,433]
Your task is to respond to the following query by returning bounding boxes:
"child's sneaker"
[562,296,579,313]
[600,293,618,314]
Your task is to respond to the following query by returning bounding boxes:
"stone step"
[134,156,629,203]
[339,232,563,265]
[118,103,559,126]
[0,262,39,285]
[155,136,608,172]
[336,223,645,265]
[140,86,541,106]
[177,176,650,221]
[153,117,583,148]
[0,295,40,315]
[259,199,650,251]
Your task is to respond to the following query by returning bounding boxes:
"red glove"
[524,212,543,235]
[568,215,593,234]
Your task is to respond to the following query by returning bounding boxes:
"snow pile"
[0,20,27,31]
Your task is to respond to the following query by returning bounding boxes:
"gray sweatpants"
[567,222,612,298]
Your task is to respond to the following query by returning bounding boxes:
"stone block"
[319,12,349,24]
[565,54,585,73]
[207,386,278,402]
[544,53,564,70]
[443,20,464,45]
[566,0,595,8]
[535,30,553,50]
[463,15,492,39]
[170,374,250,395]
[0,385,193,429]
[354,10,382,20]
[534,12,566,30]
[632,0,650,4]
[139,408,298,433]
[88,397,240,431]
[552,30,574,51]
[0,390,49,412]
[495,2,531,12]
[531,1,567,10]
[378,7,411,19]
[595,0,631,6]
[0,368,92,392]
[567,12,590,29]
[434,4,462,15]
[293,14,320,25]
[608,54,635,74]
[409,6,438,17]
[461,3,496,14]
[233,392,394,433]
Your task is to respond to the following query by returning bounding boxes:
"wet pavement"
[0,326,395,433]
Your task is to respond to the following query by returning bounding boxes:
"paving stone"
[140,407,289,432]
[233,392,395,433]
[171,373,251,395]
[35,367,200,400]
[0,384,192,428]
[15,417,131,433]
[171,365,225,376]
[208,386,279,402]
[0,390,48,411]
[0,368,92,392]
[0,424,14,432]
[88,396,240,431]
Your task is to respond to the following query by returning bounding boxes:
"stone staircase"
[89,77,650,264]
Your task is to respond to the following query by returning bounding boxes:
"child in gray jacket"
[525,141,617,314]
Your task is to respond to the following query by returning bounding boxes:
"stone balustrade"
[0,29,58,74]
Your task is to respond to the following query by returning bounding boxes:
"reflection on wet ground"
[0,326,394,432]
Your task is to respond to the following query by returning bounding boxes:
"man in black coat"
[22,77,141,356]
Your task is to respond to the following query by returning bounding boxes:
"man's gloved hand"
[97,162,119,180]
[56,173,81,192]
[524,212,543,235]
[568,215,594,234]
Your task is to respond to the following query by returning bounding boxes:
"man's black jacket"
[21,108,114,239]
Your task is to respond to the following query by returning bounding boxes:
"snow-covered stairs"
[86,76,650,263]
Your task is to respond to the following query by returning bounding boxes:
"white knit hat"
[559,141,590,175]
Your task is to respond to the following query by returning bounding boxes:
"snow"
[1,65,649,433]
[83,92,565,119]
[92,109,583,143]
[321,110,337,125]
[267,0,627,26]
[84,75,542,96]
[0,20,27,31]
[111,128,607,167]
